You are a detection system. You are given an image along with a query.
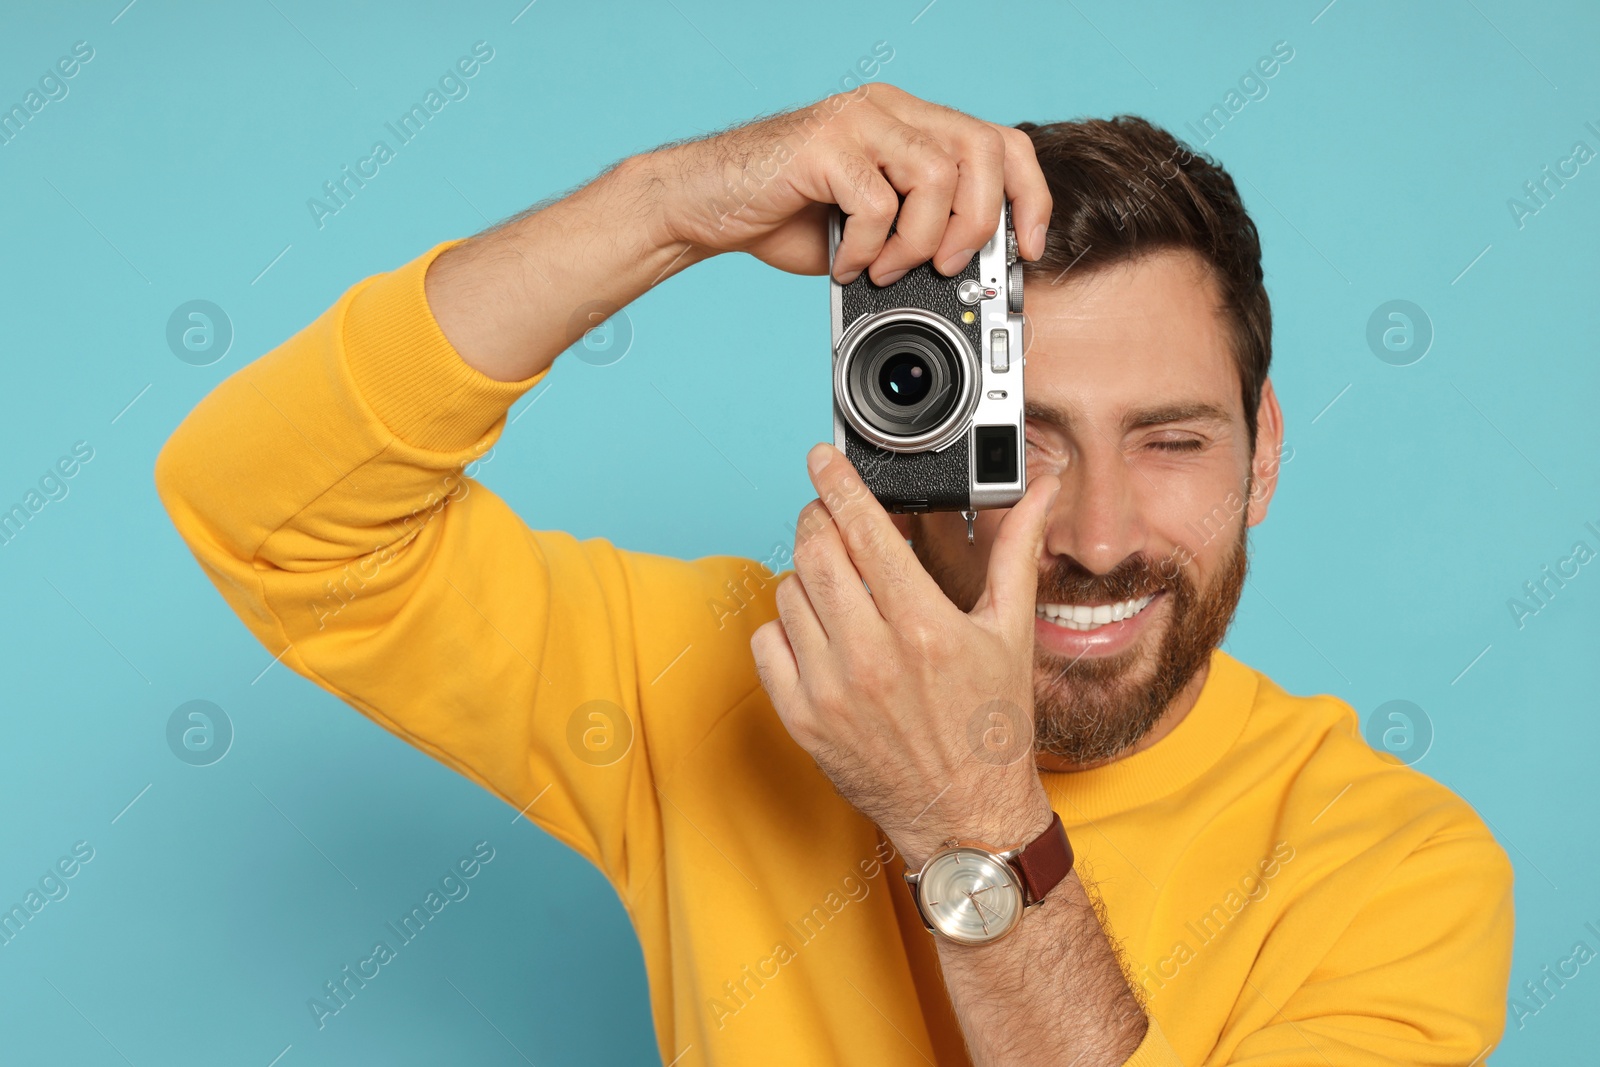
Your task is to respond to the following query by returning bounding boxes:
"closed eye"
[1148,438,1205,452]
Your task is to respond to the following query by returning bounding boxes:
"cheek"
[1137,461,1248,570]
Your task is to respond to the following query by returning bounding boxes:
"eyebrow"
[1024,400,1235,432]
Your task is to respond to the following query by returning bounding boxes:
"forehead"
[1022,249,1242,427]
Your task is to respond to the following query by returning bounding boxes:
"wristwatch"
[903,811,1074,945]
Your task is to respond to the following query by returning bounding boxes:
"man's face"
[900,249,1282,767]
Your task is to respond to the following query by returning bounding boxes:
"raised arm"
[152,141,726,887]
[422,83,1052,384]
[154,83,1053,896]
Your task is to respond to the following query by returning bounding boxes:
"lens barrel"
[835,308,978,452]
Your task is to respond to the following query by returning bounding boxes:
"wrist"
[895,784,1054,871]
[430,150,715,383]
[615,147,720,275]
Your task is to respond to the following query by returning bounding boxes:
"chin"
[1035,631,1158,705]
[1029,618,1184,765]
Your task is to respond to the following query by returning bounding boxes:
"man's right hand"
[658,83,1053,286]
[425,83,1051,384]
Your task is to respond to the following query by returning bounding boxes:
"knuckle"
[825,89,861,115]
[790,536,823,573]
[775,573,805,613]
[840,515,887,560]
[899,131,956,183]
[840,157,895,223]
[802,559,846,603]
[971,125,1007,162]
[876,551,913,597]
[792,503,831,555]
[751,618,780,652]
[821,472,864,511]
[899,617,943,655]
[836,150,872,191]
[779,700,821,746]
[892,122,928,149]
[863,186,898,224]
[999,124,1034,154]
[750,627,782,678]
[919,154,958,190]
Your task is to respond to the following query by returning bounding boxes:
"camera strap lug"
[961,509,977,545]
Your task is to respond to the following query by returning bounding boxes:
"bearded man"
[157,84,1512,1066]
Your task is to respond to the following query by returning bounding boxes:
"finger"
[774,571,828,668]
[992,124,1053,260]
[792,498,882,639]
[863,121,959,285]
[827,151,901,284]
[750,618,803,708]
[972,472,1060,632]
[865,89,1050,263]
[805,442,945,624]
[930,122,1007,275]
[862,98,1005,275]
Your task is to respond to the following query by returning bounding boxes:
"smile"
[1035,595,1156,632]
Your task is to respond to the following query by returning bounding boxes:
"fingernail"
[938,248,977,274]
[1031,223,1048,259]
[807,444,833,474]
[874,267,907,286]
[837,268,860,285]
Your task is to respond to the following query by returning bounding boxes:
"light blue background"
[1,1,1596,1062]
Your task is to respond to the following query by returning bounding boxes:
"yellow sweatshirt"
[156,241,1514,1066]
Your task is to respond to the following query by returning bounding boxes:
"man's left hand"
[751,442,1061,867]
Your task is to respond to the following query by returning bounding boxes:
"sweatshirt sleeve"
[154,240,778,896]
[1225,827,1515,1066]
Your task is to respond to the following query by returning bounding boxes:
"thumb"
[973,473,1060,628]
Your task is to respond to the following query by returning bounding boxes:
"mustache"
[1036,554,1176,603]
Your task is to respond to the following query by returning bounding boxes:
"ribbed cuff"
[343,239,550,453]
[1123,1017,1183,1067]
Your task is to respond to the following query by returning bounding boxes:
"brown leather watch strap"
[1011,811,1074,906]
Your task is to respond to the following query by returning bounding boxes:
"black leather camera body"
[829,203,1026,525]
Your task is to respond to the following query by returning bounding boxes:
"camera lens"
[842,316,968,442]
[879,352,932,406]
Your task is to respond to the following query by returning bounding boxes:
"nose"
[1042,442,1149,575]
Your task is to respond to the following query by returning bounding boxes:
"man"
[156,84,1512,1065]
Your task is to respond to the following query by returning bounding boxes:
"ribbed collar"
[1039,649,1257,823]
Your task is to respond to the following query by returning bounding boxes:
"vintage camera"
[829,202,1026,541]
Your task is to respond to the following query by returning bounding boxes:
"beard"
[908,505,1250,766]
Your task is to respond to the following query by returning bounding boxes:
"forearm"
[935,870,1149,1065]
[424,149,715,382]
[875,764,1151,1062]
[162,147,708,572]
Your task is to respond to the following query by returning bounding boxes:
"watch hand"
[967,886,1005,921]
[963,889,993,934]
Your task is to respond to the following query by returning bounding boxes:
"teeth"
[1035,595,1155,632]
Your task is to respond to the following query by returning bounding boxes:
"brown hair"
[1015,116,1272,444]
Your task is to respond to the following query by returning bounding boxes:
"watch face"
[916,847,1024,944]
